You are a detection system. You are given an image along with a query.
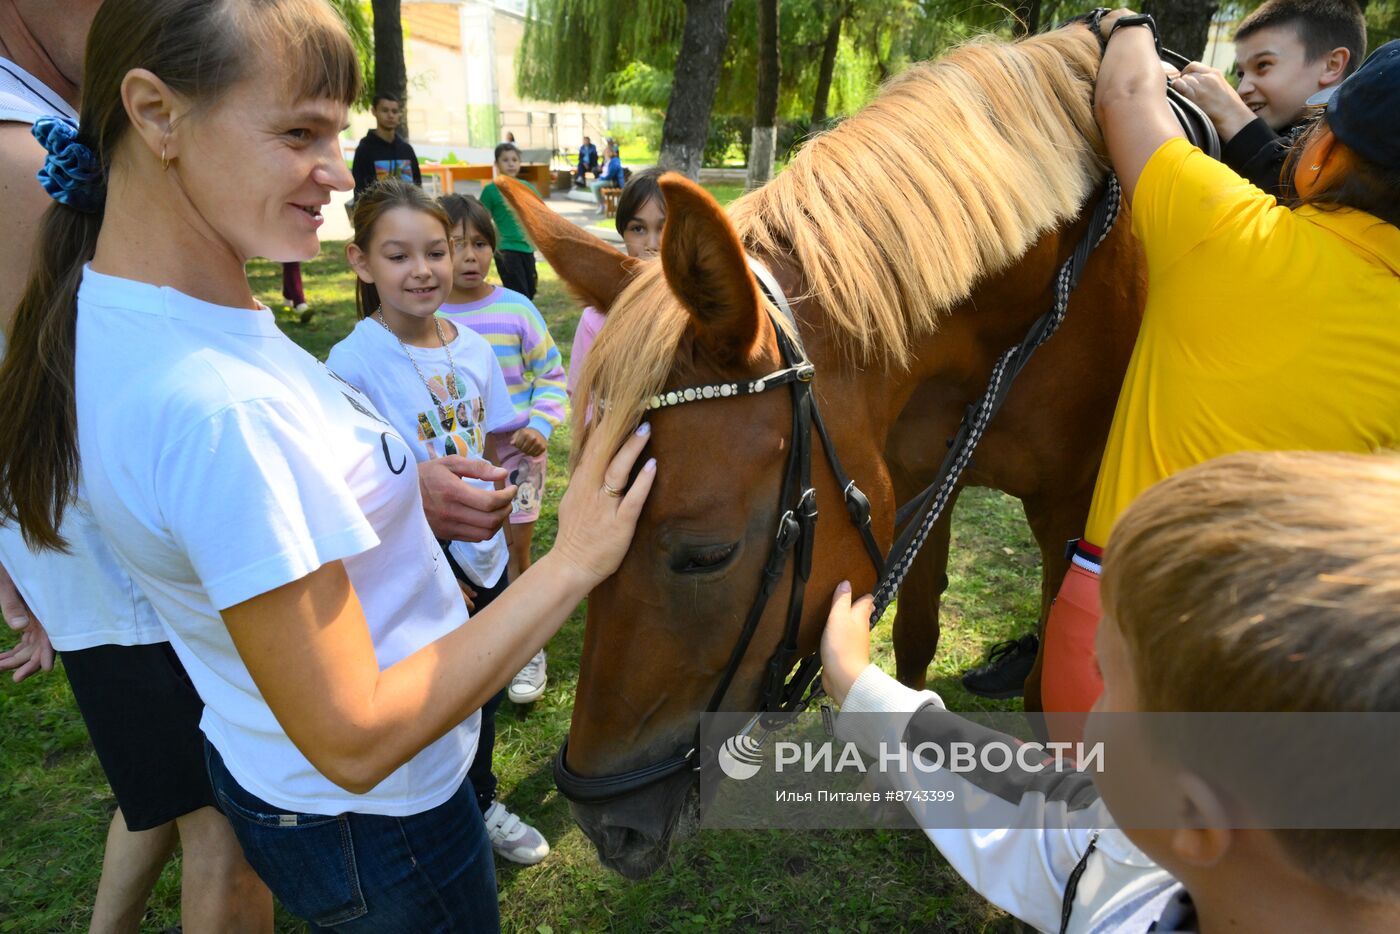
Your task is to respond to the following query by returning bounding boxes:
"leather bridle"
[554,171,1117,804]
[554,21,1211,805]
[553,256,885,804]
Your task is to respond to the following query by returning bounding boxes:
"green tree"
[746,0,781,188]
[660,0,736,177]
[371,0,408,137]
[328,0,376,111]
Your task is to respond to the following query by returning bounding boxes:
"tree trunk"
[746,0,780,190]
[811,2,845,126]
[1012,0,1042,37]
[659,0,735,180]
[1142,0,1219,61]
[371,0,409,138]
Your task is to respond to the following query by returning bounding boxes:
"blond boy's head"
[1098,450,1400,900]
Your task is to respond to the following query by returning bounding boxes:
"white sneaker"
[483,801,550,865]
[508,649,547,703]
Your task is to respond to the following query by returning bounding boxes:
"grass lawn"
[0,246,1037,933]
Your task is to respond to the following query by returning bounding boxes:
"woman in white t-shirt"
[327,179,551,866]
[0,1,654,930]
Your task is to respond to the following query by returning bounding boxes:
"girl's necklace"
[373,308,464,440]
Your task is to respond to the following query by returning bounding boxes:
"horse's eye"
[673,542,738,574]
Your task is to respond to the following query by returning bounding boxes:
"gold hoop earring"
[161,140,170,172]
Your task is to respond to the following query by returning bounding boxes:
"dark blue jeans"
[206,742,499,932]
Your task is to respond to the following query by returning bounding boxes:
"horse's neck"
[778,219,1075,445]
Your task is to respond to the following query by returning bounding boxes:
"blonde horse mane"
[573,26,1106,465]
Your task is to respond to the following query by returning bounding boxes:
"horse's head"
[500,174,895,877]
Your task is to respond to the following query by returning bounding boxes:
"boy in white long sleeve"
[822,451,1400,934]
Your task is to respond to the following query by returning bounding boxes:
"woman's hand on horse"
[820,581,874,706]
[552,421,655,585]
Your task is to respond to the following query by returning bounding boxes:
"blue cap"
[1304,39,1400,170]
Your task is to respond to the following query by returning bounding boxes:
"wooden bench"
[601,186,623,217]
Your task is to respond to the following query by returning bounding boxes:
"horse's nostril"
[599,823,652,859]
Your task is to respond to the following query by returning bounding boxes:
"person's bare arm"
[0,123,53,333]
[1093,10,1186,205]
[220,422,655,793]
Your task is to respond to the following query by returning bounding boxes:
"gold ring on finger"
[602,481,625,498]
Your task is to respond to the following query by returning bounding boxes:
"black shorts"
[494,249,538,300]
[61,642,215,831]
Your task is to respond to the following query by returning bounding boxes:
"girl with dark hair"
[567,168,666,400]
[0,0,653,928]
[436,196,568,708]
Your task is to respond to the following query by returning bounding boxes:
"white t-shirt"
[0,57,162,651]
[74,267,476,816]
[328,317,515,588]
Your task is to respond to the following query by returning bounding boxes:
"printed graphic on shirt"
[416,371,488,460]
[375,159,415,185]
[324,365,414,476]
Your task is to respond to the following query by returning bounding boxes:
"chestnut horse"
[502,23,1144,877]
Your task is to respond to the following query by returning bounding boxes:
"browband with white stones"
[644,360,815,411]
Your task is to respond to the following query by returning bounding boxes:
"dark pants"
[494,249,537,300]
[207,743,498,932]
[281,262,306,306]
[459,571,509,813]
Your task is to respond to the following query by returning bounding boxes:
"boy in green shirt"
[480,142,539,299]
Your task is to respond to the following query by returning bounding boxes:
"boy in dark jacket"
[351,93,421,197]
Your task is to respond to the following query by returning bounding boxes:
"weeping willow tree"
[518,0,687,104]
[520,0,726,176]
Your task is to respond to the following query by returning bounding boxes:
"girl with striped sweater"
[437,195,567,704]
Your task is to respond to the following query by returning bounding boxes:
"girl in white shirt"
[0,1,653,929]
[327,179,550,866]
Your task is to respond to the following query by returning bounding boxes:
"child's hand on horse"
[552,421,655,584]
[820,582,874,706]
[511,427,548,456]
[417,456,516,542]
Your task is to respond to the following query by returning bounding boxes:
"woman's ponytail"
[0,162,103,551]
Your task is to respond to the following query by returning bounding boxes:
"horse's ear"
[658,173,762,364]
[495,176,642,312]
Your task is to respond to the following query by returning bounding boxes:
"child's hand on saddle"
[511,427,548,456]
[1174,62,1256,142]
[820,581,874,706]
[551,421,655,586]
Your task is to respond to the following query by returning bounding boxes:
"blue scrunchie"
[32,115,105,214]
